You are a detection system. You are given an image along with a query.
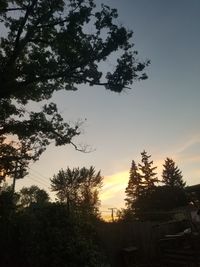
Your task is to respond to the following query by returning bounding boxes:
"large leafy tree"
[162,158,186,188]
[0,0,149,183]
[18,185,49,207]
[50,166,103,216]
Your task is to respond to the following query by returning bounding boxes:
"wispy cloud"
[176,134,200,155]
[156,134,200,185]
[100,171,129,208]
[100,136,200,209]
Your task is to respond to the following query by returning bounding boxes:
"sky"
[14,0,200,218]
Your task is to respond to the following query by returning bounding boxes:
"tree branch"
[15,1,37,48]
[2,7,25,12]
[70,141,92,153]
[6,0,38,66]
[36,18,68,29]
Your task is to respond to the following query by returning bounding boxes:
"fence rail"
[97,220,191,267]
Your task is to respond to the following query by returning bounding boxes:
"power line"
[29,167,50,181]
[27,167,53,187]
[25,168,50,187]
[27,175,49,188]
[100,210,112,213]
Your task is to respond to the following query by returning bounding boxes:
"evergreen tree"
[162,158,186,188]
[138,150,158,192]
[125,160,142,210]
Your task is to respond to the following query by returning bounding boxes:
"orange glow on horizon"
[100,170,129,210]
[99,159,166,210]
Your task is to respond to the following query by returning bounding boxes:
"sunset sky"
[14,0,200,217]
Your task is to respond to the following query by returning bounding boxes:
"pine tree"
[138,150,158,191]
[125,160,142,210]
[162,158,186,188]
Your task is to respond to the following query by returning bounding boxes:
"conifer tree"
[162,158,186,188]
[125,160,142,210]
[138,150,158,191]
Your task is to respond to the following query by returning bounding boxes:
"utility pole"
[108,208,117,222]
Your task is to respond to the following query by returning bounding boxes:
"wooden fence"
[96,220,189,266]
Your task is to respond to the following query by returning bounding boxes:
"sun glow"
[99,157,167,212]
[100,170,129,210]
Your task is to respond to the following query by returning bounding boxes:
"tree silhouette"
[0,202,107,267]
[162,158,186,188]
[138,150,158,192]
[125,160,143,211]
[19,185,49,208]
[0,0,149,181]
[0,136,37,186]
[50,166,103,217]
[0,183,19,218]
[123,151,160,220]
[123,154,188,221]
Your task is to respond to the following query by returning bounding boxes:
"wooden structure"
[159,233,200,266]
[121,246,138,267]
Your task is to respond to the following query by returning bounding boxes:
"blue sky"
[15,0,200,212]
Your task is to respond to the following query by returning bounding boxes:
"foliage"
[125,160,143,211]
[0,0,8,11]
[162,157,186,188]
[0,183,19,218]
[116,208,136,222]
[18,185,49,208]
[124,151,158,219]
[132,185,188,221]
[0,102,82,183]
[0,136,34,182]
[123,152,188,221]
[138,150,158,191]
[147,186,188,211]
[51,166,103,217]
[0,0,149,182]
[0,202,108,267]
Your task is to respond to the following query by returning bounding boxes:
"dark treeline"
[0,167,108,267]
[119,150,190,222]
[0,153,198,266]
